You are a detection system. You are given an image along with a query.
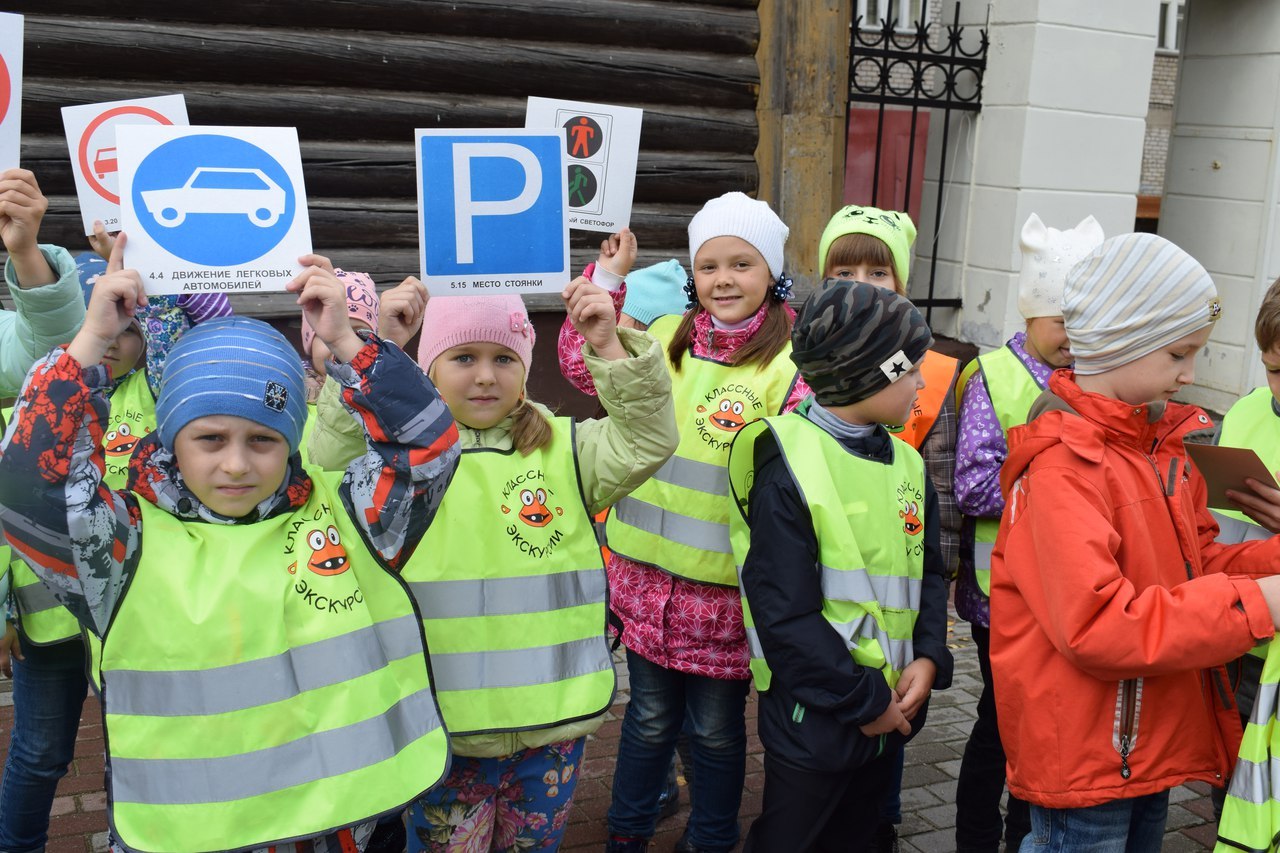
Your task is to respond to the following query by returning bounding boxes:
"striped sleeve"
[0,348,141,638]
[176,292,234,324]
[328,335,460,570]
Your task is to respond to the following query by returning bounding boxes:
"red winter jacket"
[990,371,1279,809]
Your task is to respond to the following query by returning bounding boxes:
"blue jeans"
[1021,792,1169,853]
[0,639,89,853]
[608,649,750,852]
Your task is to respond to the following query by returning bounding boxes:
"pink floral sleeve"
[557,263,627,397]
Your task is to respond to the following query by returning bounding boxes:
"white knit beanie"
[687,192,789,278]
[1063,233,1221,375]
[1018,214,1105,319]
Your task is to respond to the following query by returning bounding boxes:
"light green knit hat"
[817,205,917,285]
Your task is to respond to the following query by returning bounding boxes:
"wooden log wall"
[7,0,761,321]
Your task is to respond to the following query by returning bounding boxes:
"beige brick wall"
[1141,53,1179,196]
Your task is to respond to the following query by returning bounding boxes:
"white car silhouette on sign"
[142,167,286,228]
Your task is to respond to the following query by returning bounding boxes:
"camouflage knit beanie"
[791,278,933,406]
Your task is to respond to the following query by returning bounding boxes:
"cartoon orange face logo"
[899,500,922,536]
[519,488,554,527]
[104,422,139,456]
[696,398,746,432]
[501,487,564,527]
[306,525,349,575]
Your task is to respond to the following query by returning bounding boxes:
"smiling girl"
[558,192,810,853]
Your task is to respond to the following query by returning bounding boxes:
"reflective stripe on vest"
[10,559,80,645]
[1218,640,1280,851]
[890,350,959,450]
[607,314,799,586]
[728,410,925,693]
[407,416,615,735]
[103,474,448,852]
[101,369,157,491]
[962,346,1047,597]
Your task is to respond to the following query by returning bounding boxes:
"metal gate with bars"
[848,0,988,322]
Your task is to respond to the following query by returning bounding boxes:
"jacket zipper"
[1115,678,1141,779]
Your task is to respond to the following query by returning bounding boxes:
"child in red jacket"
[989,232,1280,852]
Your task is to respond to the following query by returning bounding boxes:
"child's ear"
[1020,213,1049,254]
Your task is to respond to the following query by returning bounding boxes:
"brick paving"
[0,612,1221,852]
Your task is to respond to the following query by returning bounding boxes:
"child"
[727,279,953,852]
[989,232,1280,851]
[1213,276,1280,541]
[309,283,678,851]
[0,238,461,853]
[817,204,960,849]
[952,213,1103,853]
[559,193,810,853]
[818,205,961,567]
[0,257,162,853]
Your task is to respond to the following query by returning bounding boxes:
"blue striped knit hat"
[156,317,308,452]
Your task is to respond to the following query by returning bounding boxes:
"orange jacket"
[990,371,1279,808]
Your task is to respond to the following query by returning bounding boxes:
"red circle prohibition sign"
[0,54,10,128]
[77,106,175,204]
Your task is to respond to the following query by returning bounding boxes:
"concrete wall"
[1159,0,1280,413]
[915,0,1159,349]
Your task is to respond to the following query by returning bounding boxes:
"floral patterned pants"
[409,738,586,852]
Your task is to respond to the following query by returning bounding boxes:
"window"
[1157,0,1185,51]
[857,0,929,32]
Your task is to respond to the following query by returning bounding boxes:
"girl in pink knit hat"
[307,275,678,852]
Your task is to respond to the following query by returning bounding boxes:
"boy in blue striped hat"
[0,236,461,853]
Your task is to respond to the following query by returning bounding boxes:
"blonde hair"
[1257,277,1280,353]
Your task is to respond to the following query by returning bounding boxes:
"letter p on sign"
[416,129,569,296]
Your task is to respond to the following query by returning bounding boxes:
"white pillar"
[916,0,1158,347]
[1159,0,1280,413]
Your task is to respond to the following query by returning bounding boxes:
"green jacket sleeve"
[574,326,678,516]
[307,375,365,471]
[0,244,86,396]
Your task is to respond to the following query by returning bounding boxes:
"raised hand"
[67,233,148,371]
[562,276,626,361]
[286,262,363,364]
[596,227,638,279]
[378,276,429,349]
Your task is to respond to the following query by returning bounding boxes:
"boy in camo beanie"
[790,277,934,407]
[729,276,953,852]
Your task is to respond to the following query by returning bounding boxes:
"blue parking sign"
[417,129,569,296]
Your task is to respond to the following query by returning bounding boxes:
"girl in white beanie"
[559,192,812,853]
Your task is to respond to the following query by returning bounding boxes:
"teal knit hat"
[621,259,688,326]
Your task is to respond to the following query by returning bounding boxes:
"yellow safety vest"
[957,345,1046,596]
[1214,387,1280,660]
[405,417,614,735]
[1217,640,1280,852]
[99,474,448,852]
[728,410,925,692]
[6,371,156,646]
[607,314,799,586]
[101,369,157,490]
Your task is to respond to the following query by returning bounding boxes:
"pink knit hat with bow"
[300,268,379,356]
[416,294,536,374]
